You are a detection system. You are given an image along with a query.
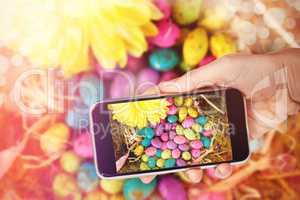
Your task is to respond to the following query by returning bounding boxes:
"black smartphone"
[90,88,250,179]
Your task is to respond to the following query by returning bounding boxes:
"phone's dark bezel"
[91,88,249,177]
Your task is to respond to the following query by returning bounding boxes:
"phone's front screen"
[106,92,233,174]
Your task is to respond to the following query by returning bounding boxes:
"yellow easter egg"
[172,0,203,25]
[84,190,108,200]
[60,151,81,174]
[52,173,80,199]
[100,179,124,195]
[199,7,229,31]
[210,33,237,58]
[183,27,208,67]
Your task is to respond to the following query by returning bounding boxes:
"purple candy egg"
[172,149,181,159]
[164,123,172,131]
[158,176,187,200]
[151,137,162,148]
[167,141,177,150]
[155,124,165,136]
[161,132,169,142]
[176,159,187,167]
[182,117,194,128]
[178,144,189,151]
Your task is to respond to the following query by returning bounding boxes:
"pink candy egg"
[199,56,216,67]
[154,0,171,19]
[190,140,203,149]
[151,137,162,149]
[161,132,169,142]
[73,133,93,158]
[158,176,188,200]
[160,70,179,82]
[155,124,165,136]
[182,117,194,128]
[136,68,160,94]
[164,123,172,131]
[110,70,136,98]
[127,55,147,72]
[202,130,213,137]
[178,144,189,151]
[172,149,181,159]
[161,142,168,150]
[191,149,201,158]
[167,141,177,150]
[169,131,177,140]
[176,159,187,167]
[145,147,157,156]
[166,97,174,104]
[174,135,187,145]
[167,105,177,115]
[149,19,180,48]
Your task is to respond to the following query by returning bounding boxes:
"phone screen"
[105,91,233,174]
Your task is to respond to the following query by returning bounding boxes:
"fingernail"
[186,169,203,183]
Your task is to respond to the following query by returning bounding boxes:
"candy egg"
[149,48,180,72]
[139,127,155,139]
[210,33,237,58]
[191,123,202,133]
[126,56,147,73]
[174,96,184,106]
[134,145,144,156]
[156,158,165,168]
[172,149,181,159]
[136,68,160,93]
[196,115,208,126]
[100,180,124,195]
[148,157,157,168]
[191,149,201,158]
[145,147,157,157]
[176,124,185,135]
[140,162,150,171]
[201,137,211,149]
[77,162,98,192]
[60,151,81,174]
[52,173,81,199]
[172,0,203,25]
[165,123,172,131]
[123,178,157,200]
[174,135,187,145]
[188,107,198,118]
[154,0,171,19]
[110,70,136,98]
[183,129,197,140]
[167,105,177,115]
[167,141,177,150]
[199,7,228,32]
[182,117,195,128]
[178,144,189,151]
[142,154,149,162]
[161,142,168,150]
[142,138,152,147]
[160,70,179,82]
[161,149,172,159]
[149,19,180,48]
[151,137,162,148]
[202,130,213,137]
[167,97,174,104]
[161,132,169,142]
[183,97,193,107]
[182,151,192,161]
[190,140,203,149]
[65,107,89,130]
[167,115,178,123]
[73,133,93,158]
[178,107,188,122]
[169,131,177,139]
[155,124,165,136]
[164,158,176,168]
[156,149,162,158]
[199,55,216,67]
[183,27,208,67]
[159,176,187,200]
[176,159,187,167]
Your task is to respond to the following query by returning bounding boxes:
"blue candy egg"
[201,136,211,149]
[123,178,157,200]
[148,157,157,168]
[196,115,208,125]
[141,138,151,147]
[156,149,162,158]
[164,158,176,168]
[149,48,180,72]
[139,127,155,139]
[77,162,98,192]
[167,115,178,123]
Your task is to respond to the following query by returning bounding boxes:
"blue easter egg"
[164,158,176,168]
[123,178,157,200]
[148,157,157,168]
[139,127,155,139]
[167,115,178,123]
[196,115,208,125]
[79,73,104,107]
[201,136,211,149]
[141,138,151,147]
[156,149,162,158]
[149,48,180,72]
[77,162,98,192]
[65,107,89,130]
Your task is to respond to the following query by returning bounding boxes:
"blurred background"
[0,0,300,199]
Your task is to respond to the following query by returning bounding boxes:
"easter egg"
[202,130,213,137]
[155,124,164,136]
[158,176,187,200]
[134,145,144,156]
[142,155,149,162]
[167,141,177,150]
[40,123,70,155]
[167,105,177,115]
[210,33,237,58]
[176,124,184,135]
[149,48,180,71]
[149,19,180,48]
[164,158,176,168]
[178,107,188,122]
[160,70,179,82]
[100,180,124,195]
[139,127,155,139]
[142,138,152,147]
[174,96,184,106]
[196,115,208,125]
[151,137,162,148]
[148,157,157,168]
[156,149,162,157]
[172,149,181,159]
[201,137,211,149]
[199,55,216,67]
[182,151,192,161]
[161,132,169,142]
[178,144,189,151]
[52,173,80,199]
[188,107,198,118]
[156,158,165,168]
[172,0,203,25]
[183,27,208,67]
[154,0,171,19]
[77,162,99,192]
[79,73,104,107]
[190,140,203,149]
[191,123,202,133]
[167,115,178,123]
[199,7,228,31]
[140,162,150,171]
[110,70,136,98]
[127,56,147,73]
[60,151,81,174]
[184,97,193,107]
[123,178,157,200]
[136,68,160,93]
[182,117,195,128]
[145,147,157,157]
[176,159,187,167]
[174,135,187,145]
[161,149,172,159]
[66,107,89,129]
[165,123,172,131]
[73,133,93,158]
[191,149,201,158]
[169,131,177,139]
[183,129,197,140]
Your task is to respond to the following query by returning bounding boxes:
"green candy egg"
[148,157,157,168]
[176,124,185,135]
[123,178,157,200]
[149,48,180,72]
[183,129,197,140]
[141,138,151,147]
[142,154,149,162]
[201,136,211,149]
[167,115,178,123]
[161,149,172,159]
[164,158,176,168]
[172,0,203,25]
[192,123,202,133]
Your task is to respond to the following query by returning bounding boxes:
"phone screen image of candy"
[107,93,232,174]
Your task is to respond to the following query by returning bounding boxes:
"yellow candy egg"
[156,159,165,168]
[84,190,108,200]
[188,107,198,118]
[52,173,80,199]
[210,33,237,58]
[184,97,193,107]
[178,107,188,122]
[183,27,208,67]
[100,179,124,195]
[60,151,81,174]
[134,145,144,156]
[182,151,192,161]
[140,162,150,171]
[172,0,203,25]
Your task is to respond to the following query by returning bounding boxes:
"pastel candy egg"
[134,145,144,156]
[157,158,165,168]
[161,149,172,159]
[142,154,149,162]
[158,175,187,200]
[176,125,184,135]
[110,70,136,98]
[174,96,184,106]
[79,73,104,107]
[178,144,189,151]
[52,173,80,199]
[172,0,203,25]
[142,138,152,147]
[183,97,193,107]
[188,107,198,118]
[149,48,180,72]
[136,68,160,93]
[155,124,164,136]
[66,107,89,130]
[148,157,157,168]
[164,123,172,131]
[139,127,155,139]
[201,137,211,149]
[145,147,157,157]
[166,97,174,104]
[161,142,168,150]
[210,33,237,58]
[182,117,194,128]
[140,162,150,171]
[172,149,181,159]
[149,20,180,48]
[77,162,98,192]
[161,132,169,142]
[167,141,177,150]
[191,123,202,133]
[123,178,157,200]
[73,133,93,158]
[169,131,177,139]
[190,140,203,149]
[199,55,216,67]
[183,27,208,67]
[196,115,208,125]
[100,180,124,195]
[164,158,176,168]
[204,121,214,130]
[183,129,197,140]
[182,151,192,161]
[203,130,213,137]
[191,149,201,158]
[178,107,188,122]
[167,115,178,123]
[167,105,177,115]
[176,159,187,167]
[154,0,171,19]
[156,149,162,158]
[151,137,162,148]
[60,151,81,174]
[174,135,187,145]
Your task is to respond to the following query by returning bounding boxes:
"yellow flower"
[108,99,169,128]
[0,0,162,76]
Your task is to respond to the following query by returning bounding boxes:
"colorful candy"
[210,33,237,58]
[161,149,172,159]
[60,151,81,174]
[73,133,93,158]
[52,173,81,199]
[176,159,187,167]
[188,107,198,118]
[190,140,203,149]
[136,68,160,93]
[172,0,203,25]
[182,151,192,161]
[201,137,211,149]
[191,123,202,133]
[183,129,197,140]
[161,132,169,142]
[142,138,152,147]
[202,130,213,137]
[123,178,157,200]
[164,158,176,168]
[196,115,208,125]
[167,105,178,115]
[183,97,193,107]
[174,135,187,145]
[191,149,201,158]
[100,180,124,195]
[151,137,162,148]
[149,48,180,71]
[145,147,157,157]
[178,107,188,122]
[167,140,177,150]
[172,149,181,159]
[182,117,194,128]
[178,144,189,151]
[176,124,185,135]
[148,157,157,168]
[174,96,184,106]
[156,158,165,168]
[134,145,144,156]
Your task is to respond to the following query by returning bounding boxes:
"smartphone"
[90,88,250,179]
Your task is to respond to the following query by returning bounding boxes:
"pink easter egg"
[158,176,188,200]
[160,70,179,82]
[167,141,177,150]
[161,142,168,150]
[178,144,189,151]
[110,70,136,98]
[172,149,181,159]
[174,136,187,145]
[127,55,147,73]
[176,159,187,167]
[164,123,172,131]
[155,124,165,136]
[191,149,201,158]
[169,131,177,140]
[151,137,162,149]
[73,133,93,158]
[145,147,157,157]
[166,97,174,104]
[190,140,203,149]
[154,0,171,19]
[202,130,213,137]
[182,117,194,128]
[199,56,216,67]
[161,132,169,142]
[136,68,160,94]
[149,19,180,48]
[167,105,177,115]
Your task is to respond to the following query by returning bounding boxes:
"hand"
[140,49,300,184]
